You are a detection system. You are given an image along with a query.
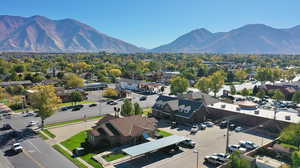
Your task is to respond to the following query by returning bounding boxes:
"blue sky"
[1,0,299,48]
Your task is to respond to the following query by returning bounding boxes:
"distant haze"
[1,15,300,54]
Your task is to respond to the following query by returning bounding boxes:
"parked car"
[204,121,214,127]
[219,121,228,128]
[89,103,97,107]
[72,107,81,111]
[61,106,72,111]
[199,123,207,130]
[204,155,224,165]
[24,112,35,117]
[12,143,23,153]
[179,139,196,148]
[212,153,230,162]
[140,96,147,101]
[239,141,258,150]
[107,100,117,105]
[27,121,38,127]
[229,124,236,130]
[2,124,12,130]
[190,125,198,134]
[171,121,177,129]
[235,126,243,132]
[228,145,247,153]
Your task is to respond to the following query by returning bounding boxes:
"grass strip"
[103,152,127,162]
[53,144,88,168]
[42,129,56,138]
[45,116,102,128]
[59,101,96,107]
[158,129,173,137]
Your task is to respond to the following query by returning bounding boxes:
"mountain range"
[1,15,300,54]
[152,24,300,54]
[0,15,143,53]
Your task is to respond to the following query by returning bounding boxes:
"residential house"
[88,115,158,147]
[117,78,142,91]
[0,103,12,114]
[152,95,207,124]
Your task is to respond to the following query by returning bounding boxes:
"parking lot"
[116,120,274,168]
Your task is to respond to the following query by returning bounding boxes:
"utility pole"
[225,120,230,153]
[193,149,199,168]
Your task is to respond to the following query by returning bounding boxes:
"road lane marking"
[27,140,41,153]
[23,149,47,168]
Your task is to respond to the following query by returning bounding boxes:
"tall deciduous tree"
[134,103,143,115]
[64,73,84,89]
[195,77,211,94]
[235,70,248,82]
[170,76,189,95]
[121,99,133,116]
[280,124,300,150]
[29,85,61,128]
[273,90,285,101]
[292,151,300,168]
[110,69,122,77]
[209,71,225,97]
[70,91,83,105]
[292,91,300,103]
[256,90,266,99]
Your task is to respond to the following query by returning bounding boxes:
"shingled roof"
[153,95,204,118]
[91,115,158,137]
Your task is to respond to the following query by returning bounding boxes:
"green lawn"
[157,129,173,137]
[59,100,96,107]
[41,129,56,138]
[143,108,152,115]
[53,144,88,168]
[61,131,87,151]
[81,153,103,168]
[61,130,104,168]
[103,152,127,162]
[45,116,103,128]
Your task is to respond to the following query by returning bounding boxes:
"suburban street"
[0,90,159,168]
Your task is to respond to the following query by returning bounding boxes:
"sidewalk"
[56,143,94,168]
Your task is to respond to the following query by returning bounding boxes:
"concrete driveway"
[48,120,98,143]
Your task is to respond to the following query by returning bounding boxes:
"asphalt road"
[0,115,78,168]
[0,92,159,168]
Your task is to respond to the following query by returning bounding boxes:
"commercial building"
[88,115,158,147]
[152,95,207,124]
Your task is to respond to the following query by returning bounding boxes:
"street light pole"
[259,124,264,146]
[193,148,199,168]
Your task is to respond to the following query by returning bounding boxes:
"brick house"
[152,95,208,124]
[88,115,158,147]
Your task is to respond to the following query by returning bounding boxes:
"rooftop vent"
[255,110,260,115]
